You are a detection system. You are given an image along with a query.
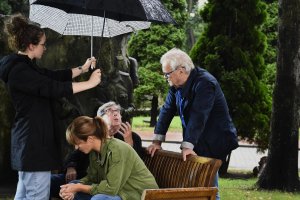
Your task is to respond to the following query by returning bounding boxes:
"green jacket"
[80,138,158,200]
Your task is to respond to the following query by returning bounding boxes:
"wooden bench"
[141,149,222,200]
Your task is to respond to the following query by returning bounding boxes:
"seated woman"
[59,116,158,200]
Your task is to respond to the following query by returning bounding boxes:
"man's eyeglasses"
[163,66,185,79]
[105,108,121,115]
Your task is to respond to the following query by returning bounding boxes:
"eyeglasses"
[38,43,46,48]
[163,66,185,79]
[104,108,121,115]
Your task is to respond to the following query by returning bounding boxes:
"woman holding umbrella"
[0,14,101,200]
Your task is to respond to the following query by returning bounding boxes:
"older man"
[97,101,143,157]
[50,101,142,199]
[147,48,238,200]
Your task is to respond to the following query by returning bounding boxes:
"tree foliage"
[190,0,271,150]
[0,1,12,57]
[128,0,188,109]
[184,0,205,51]
[261,1,278,97]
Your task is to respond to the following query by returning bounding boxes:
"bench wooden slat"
[142,187,217,200]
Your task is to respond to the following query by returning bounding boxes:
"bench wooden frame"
[141,148,222,200]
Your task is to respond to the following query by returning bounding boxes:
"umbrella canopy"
[29,0,176,57]
[31,0,177,24]
[29,0,153,57]
[29,1,151,37]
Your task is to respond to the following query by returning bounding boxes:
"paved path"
[138,131,299,171]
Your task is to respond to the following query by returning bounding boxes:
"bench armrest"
[141,187,218,200]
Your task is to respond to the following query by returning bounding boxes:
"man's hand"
[147,141,162,157]
[182,148,197,161]
[65,167,77,183]
[119,122,133,146]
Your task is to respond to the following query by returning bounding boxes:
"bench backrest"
[142,149,222,188]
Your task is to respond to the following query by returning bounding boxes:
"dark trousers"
[50,173,66,199]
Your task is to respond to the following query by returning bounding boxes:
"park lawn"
[132,116,182,132]
[219,174,300,199]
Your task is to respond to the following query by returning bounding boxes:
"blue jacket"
[154,67,238,161]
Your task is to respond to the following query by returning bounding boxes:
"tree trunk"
[219,152,231,176]
[258,0,300,191]
[150,95,159,127]
[186,0,196,50]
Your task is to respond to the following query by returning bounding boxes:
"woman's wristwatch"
[78,66,84,74]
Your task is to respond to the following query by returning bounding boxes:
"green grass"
[3,174,300,200]
[132,116,182,132]
[220,173,300,199]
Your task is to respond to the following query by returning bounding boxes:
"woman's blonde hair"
[66,116,108,145]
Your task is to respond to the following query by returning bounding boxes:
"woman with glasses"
[59,116,158,200]
[0,14,101,199]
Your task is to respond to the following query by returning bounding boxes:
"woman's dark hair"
[66,116,108,145]
[4,13,44,51]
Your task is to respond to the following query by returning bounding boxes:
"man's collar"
[180,68,198,98]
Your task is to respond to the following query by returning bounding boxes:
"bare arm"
[71,57,96,78]
[72,69,101,94]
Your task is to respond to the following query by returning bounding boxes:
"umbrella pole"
[91,16,93,57]
[97,11,106,69]
[99,10,106,50]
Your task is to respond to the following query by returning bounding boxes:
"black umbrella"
[30,0,176,57]
[31,0,177,24]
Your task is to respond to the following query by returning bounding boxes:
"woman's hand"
[60,182,92,199]
[59,191,74,200]
[60,183,77,200]
[72,68,101,93]
[82,57,96,72]
[72,57,97,78]
[88,69,101,87]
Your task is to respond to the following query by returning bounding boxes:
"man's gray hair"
[97,101,121,116]
[160,48,195,73]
